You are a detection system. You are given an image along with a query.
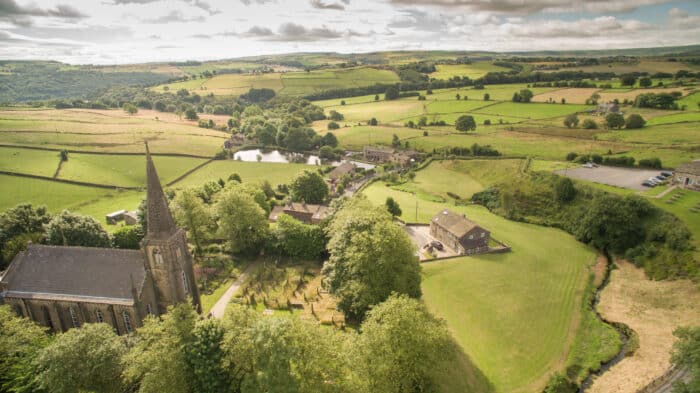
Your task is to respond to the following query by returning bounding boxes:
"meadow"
[0,146,61,177]
[429,62,510,80]
[173,160,310,189]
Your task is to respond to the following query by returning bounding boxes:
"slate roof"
[268,202,328,223]
[677,160,700,176]
[431,209,487,239]
[329,161,355,180]
[1,244,146,305]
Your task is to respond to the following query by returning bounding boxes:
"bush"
[602,156,635,167]
[565,152,578,161]
[563,114,579,128]
[385,86,399,100]
[112,225,144,249]
[327,121,340,130]
[582,119,598,129]
[328,110,344,121]
[484,119,491,125]
[625,114,646,129]
[555,178,576,203]
[638,157,662,169]
[605,113,625,129]
[455,115,476,132]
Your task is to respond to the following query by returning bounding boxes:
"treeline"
[0,62,172,102]
[471,172,698,282]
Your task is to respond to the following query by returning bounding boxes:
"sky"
[0,0,699,64]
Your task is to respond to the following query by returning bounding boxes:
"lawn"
[361,181,604,392]
[324,99,427,123]
[174,160,309,189]
[645,112,700,126]
[57,153,208,187]
[651,188,700,253]
[0,146,61,177]
[334,125,442,149]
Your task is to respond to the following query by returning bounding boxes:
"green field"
[173,160,310,189]
[57,153,207,187]
[429,63,510,80]
[646,112,700,126]
[361,179,607,392]
[0,146,61,177]
[651,188,700,254]
[475,102,592,119]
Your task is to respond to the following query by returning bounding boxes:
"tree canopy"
[44,210,111,248]
[455,115,477,132]
[290,170,329,204]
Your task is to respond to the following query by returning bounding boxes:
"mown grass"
[174,160,309,189]
[0,146,61,177]
[651,189,700,252]
[475,102,592,119]
[58,153,208,187]
[429,62,510,80]
[646,112,700,126]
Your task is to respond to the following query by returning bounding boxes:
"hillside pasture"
[279,67,400,96]
[0,146,61,177]
[173,160,309,189]
[333,125,441,149]
[429,62,510,80]
[474,102,592,120]
[324,99,426,123]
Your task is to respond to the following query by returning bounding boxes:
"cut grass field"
[0,146,61,177]
[361,179,605,392]
[57,154,208,187]
[173,160,310,189]
[429,62,511,80]
[651,188,700,257]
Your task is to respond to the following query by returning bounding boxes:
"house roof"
[268,202,328,222]
[364,146,394,154]
[677,160,700,176]
[431,209,486,239]
[329,161,355,179]
[1,244,146,305]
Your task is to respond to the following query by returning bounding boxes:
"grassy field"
[58,154,208,187]
[651,188,700,254]
[152,67,400,97]
[361,179,603,392]
[173,160,310,189]
[0,146,61,177]
[429,62,510,80]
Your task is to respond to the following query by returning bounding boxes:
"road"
[208,264,255,319]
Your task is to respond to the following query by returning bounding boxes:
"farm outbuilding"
[674,160,700,191]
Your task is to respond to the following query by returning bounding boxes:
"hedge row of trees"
[565,152,662,169]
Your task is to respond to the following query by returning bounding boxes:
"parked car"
[430,241,444,251]
[648,177,660,184]
[661,171,673,177]
[642,181,655,187]
[582,163,594,168]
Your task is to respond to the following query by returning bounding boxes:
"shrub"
[555,178,576,203]
[563,114,579,128]
[327,121,340,130]
[602,156,635,167]
[385,86,400,100]
[484,119,491,125]
[582,119,598,129]
[625,114,646,129]
[328,110,344,121]
[638,157,662,169]
[455,115,476,132]
[605,113,625,129]
[565,152,578,161]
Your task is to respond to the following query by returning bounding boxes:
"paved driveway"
[404,224,458,260]
[555,166,667,191]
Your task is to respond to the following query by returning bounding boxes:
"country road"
[209,264,256,319]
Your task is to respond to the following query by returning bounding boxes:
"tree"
[455,115,477,132]
[385,197,402,217]
[328,110,344,121]
[35,323,126,393]
[670,326,700,392]
[555,177,576,203]
[639,77,652,88]
[319,145,336,160]
[575,194,650,254]
[255,123,277,146]
[353,294,456,393]
[123,304,196,393]
[290,170,329,204]
[322,132,338,147]
[323,199,421,321]
[369,117,378,126]
[0,305,48,392]
[186,318,229,393]
[385,86,399,100]
[123,102,138,115]
[327,121,340,130]
[271,214,326,260]
[625,114,646,129]
[45,210,111,248]
[605,113,625,129]
[0,203,51,268]
[285,128,313,151]
[374,94,379,101]
[185,108,199,121]
[214,187,269,254]
[112,225,144,249]
[484,93,490,101]
[620,74,637,86]
[582,119,598,129]
[563,114,579,128]
[455,93,461,100]
[171,188,211,253]
[417,116,427,127]
[513,89,533,103]
[391,133,401,148]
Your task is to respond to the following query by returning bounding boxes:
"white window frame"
[182,271,189,294]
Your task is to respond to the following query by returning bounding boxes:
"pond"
[232,149,375,169]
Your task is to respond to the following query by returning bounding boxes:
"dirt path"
[209,264,256,319]
[587,261,700,392]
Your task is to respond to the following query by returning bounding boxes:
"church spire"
[145,143,177,239]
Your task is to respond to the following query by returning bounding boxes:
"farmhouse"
[328,161,355,183]
[0,148,201,334]
[363,146,395,162]
[595,102,620,115]
[674,160,700,191]
[268,200,328,224]
[430,209,490,255]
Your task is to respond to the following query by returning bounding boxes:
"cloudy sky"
[1,0,699,64]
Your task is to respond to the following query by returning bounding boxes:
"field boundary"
[0,143,213,159]
[0,170,140,190]
[166,158,216,186]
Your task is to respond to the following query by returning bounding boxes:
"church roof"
[1,244,146,305]
[145,144,178,239]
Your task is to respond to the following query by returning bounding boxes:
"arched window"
[153,248,163,265]
[122,310,133,333]
[181,271,189,294]
[69,307,80,328]
[95,309,104,323]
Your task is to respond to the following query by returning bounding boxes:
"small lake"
[233,149,375,169]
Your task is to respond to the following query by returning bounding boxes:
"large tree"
[455,115,477,132]
[323,198,421,321]
[171,187,211,253]
[625,114,646,129]
[353,294,456,393]
[385,197,402,217]
[605,113,625,130]
[563,113,579,128]
[290,170,329,204]
[214,187,269,254]
[271,213,326,260]
[35,323,126,393]
[44,210,111,248]
[384,86,399,100]
[0,203,51,268]
[0,305,49,392]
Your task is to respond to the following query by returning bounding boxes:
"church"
[0,147,201,334]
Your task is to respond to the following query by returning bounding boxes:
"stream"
[579,256,632,392]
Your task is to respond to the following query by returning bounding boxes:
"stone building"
[363,146,395,162]
[430,209,490,255]
[0,147,201,334]
[268,200,328,224]
[674,160,700,191]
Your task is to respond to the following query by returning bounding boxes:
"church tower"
[141,144,201,314]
